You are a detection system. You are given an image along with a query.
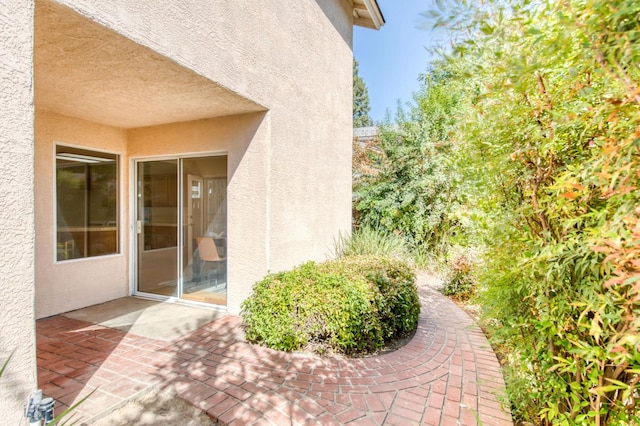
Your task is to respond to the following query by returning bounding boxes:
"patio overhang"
[352,0,385,30]
[34,0,266,129]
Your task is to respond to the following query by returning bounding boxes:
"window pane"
[56,146,118,261]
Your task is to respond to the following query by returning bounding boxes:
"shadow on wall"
[313,0,353,48]
[1,351,34,421]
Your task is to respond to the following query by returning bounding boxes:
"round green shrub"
[240,255,420,355]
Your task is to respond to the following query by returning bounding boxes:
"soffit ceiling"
[353,0,385,30]
[34,0,265,129]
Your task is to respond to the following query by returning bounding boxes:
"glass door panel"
[136,160,178,297]
[181,156,227,305]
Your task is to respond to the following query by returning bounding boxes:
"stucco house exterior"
[0,0,383,422]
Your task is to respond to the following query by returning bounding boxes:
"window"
[55,146,119,261]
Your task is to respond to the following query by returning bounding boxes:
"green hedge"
[240,255,420,355]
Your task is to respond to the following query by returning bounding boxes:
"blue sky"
[353,0,447,123]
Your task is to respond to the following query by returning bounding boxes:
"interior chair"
[195,237,226,286]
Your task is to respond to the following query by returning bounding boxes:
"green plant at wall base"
[0,350,13,379]
[1,349,96,425]
[49,388,97,426]
[241,256,420,355]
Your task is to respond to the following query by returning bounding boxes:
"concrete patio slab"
[62,297,226,342]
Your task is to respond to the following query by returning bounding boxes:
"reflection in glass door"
[136,160,178,297]
[181,157,227,305]
[186,174,204,264]
[135,156,227,305]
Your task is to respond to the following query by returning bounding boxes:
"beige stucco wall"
[5,0,357,418]
[33,0,354,316]
[34,111,130,318]
[51,0,355,275]
[0,1,37,423]
[35,110,271,317]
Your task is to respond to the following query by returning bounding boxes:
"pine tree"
[353,59,373,127]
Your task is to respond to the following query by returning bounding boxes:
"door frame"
[129,152,228,308]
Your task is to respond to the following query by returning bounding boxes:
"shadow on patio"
[35,297,223,423]
[36,278,514,425]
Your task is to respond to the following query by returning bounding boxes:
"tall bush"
[426,0,640,423]
[353,71,459,252]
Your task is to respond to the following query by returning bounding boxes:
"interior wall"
[34,110,129,319]
[183,156,227,178]
[127,112,270,314]
[0,0,37,422]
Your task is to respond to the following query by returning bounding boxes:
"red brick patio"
[36,280,513,425]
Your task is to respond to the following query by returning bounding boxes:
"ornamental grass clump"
[333,226,413,264]
[241,255,420,356]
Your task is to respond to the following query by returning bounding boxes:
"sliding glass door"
[135,155,227,305]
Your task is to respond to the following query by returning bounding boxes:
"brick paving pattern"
[36,281,513,425]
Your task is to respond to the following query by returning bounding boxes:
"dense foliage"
[353,0,639,422]
[441,246,480,301]
[353,71,459,252]
[418,0,640,424]
[353,59,374,127]
[241,256,419,356]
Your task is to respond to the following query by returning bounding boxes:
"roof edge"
[353,0,385,30]
[364,0,385,29]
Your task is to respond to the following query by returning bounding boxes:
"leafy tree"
[353,59,374,127]
[354,70,459,251]
[424,0,640,423]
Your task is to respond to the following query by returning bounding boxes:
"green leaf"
[0,350,14,378]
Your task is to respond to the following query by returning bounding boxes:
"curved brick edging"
[36,278,513,425]
[164,281,513,425]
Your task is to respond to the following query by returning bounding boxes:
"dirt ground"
[88,390,218,426]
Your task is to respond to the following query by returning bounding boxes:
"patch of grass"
[333,226,413,263]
